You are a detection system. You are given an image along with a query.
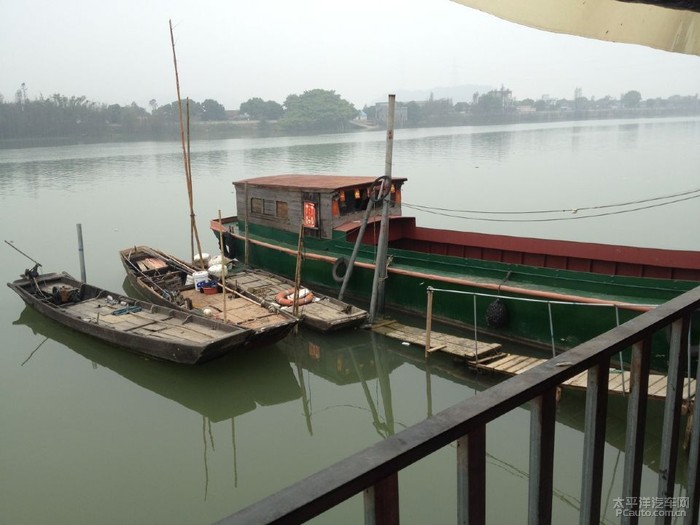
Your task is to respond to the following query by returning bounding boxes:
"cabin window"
[276,201,288,219]
[263,199,277,216]
[337,188,371,216]
[250,197,263,214]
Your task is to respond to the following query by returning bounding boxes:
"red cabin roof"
[234,174,407,192]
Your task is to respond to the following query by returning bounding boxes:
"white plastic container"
[192,270,209,288]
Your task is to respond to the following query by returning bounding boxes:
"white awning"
[451,0,700,56]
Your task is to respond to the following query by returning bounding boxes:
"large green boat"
[211,174,700,371]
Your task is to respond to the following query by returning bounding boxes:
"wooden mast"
[169,19,205,269]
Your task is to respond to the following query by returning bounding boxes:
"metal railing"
[214,285,700,525]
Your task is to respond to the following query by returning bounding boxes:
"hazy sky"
[2,0,700,111]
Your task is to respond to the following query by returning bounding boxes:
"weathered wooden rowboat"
[226,266,367,332]
[119,245,298,347]
[7,270,252,364]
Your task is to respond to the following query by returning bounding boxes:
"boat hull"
[8,272,252,364]
[119,246,298,348]
[213,219,700,371]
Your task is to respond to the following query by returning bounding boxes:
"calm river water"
[1,117,699,524]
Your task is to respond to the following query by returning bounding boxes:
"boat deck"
[180,287,290,331]
[370,320,503,362]
[227,268,367,331]
[59,297,229,343]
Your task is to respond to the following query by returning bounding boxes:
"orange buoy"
[275,288,314,306]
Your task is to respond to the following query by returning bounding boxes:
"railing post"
[529,388,557,525]
[580,359,610,525]
[622,338,652,525]
[457,426,486,525]
[685,328,700,525]
[656,317,689,525]
[364,472,399,525]
[425,287,433,357]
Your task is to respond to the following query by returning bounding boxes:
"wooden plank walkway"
[371,320,503,362]
[371,320,695,402]
[476,353,697,402]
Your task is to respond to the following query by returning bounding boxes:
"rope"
[402,187,700,223]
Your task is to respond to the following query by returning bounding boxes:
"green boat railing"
[425,286,679,396]
[214,285,700,524]
[426,286,658,356]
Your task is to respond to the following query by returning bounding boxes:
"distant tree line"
[1,83,698,146]
[364,88,700,128]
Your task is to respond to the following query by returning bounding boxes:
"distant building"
[374,102,408,125]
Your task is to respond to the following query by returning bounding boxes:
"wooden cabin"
[233,175,406,240]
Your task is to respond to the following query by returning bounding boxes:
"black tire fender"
[332,257,349,283]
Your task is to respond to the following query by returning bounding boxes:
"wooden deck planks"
[371,320,502,361]
[180,288,288,330]
[226,269,367,330]
[61,296,231,341]
[476,353,696,401]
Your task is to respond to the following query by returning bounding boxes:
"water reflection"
[13,306,300,421]
[278,329,402,439]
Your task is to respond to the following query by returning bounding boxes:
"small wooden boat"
[119,246,298,347]
[7,270,252,364]
[226,266,367,332]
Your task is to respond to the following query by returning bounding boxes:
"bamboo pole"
[169,20,205,269]
[219,210,227,323]
[187,99,195,266]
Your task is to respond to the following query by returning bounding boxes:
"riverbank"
[1,107,698,149]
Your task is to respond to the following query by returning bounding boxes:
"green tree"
[473,91,504,114]
[621,90,642,108]
[405,101,422,123]
[201,98,227,121]
[240,97,283,120]
[279,89,356,133]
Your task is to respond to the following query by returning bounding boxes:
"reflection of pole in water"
[200,416,216,500]
[231,418,238,488]
[602,447,622,519]
[294,343,313,436]
[202,416,210,501]
[370,331,394,436]
[21,336,48,366]
[348,348,385,438]
[425,357,433,418]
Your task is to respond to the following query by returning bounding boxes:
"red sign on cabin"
[303,202,317,228]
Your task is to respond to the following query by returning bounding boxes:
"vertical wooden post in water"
[244,182,250,266]
[425,287,433,357]
[76,223,86,282]
[218,210,227,323]
[368,94,395,324]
